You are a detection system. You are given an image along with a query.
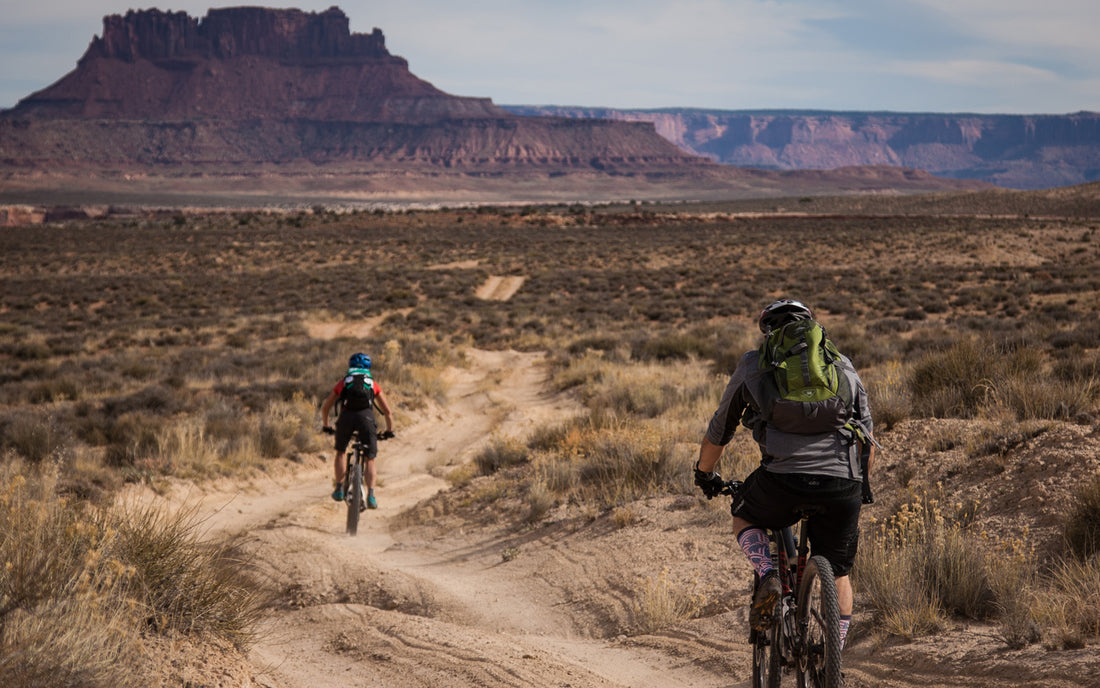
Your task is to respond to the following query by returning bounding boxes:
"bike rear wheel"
[345,461,363,535]
[796,555,842,688]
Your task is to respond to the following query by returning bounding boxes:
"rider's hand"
[862,485,875,505]
[322,426,335,435]
[378,430,395,440]
[694,464,724,499]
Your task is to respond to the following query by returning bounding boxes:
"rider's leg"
[836,573,853,647]
[733,515,773,577]
[364,457,377,490]
[333,451,346,484]
[835,574,853,616]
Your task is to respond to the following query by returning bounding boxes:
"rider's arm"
[696,437,724,473]
[374,387,394,433]
[703,353,754,447]
[320,389,339,427]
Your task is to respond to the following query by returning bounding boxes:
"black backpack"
[339,369,375,412]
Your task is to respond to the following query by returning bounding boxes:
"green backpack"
[758,319,852,434]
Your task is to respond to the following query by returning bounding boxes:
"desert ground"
[3,187,1100,687]
[129,349,1100,688]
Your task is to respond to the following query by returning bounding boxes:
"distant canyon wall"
[504,107,1100,189]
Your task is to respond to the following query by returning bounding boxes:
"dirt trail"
[146,349,744,687]
[132,348,1100,688]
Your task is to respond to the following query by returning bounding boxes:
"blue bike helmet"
[348,352,371,370]
[758,299,814,334]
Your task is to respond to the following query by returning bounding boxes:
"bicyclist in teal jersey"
[321,352,394,509]
[694,299,877,650]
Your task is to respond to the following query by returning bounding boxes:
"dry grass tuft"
[0,464,266,686]
[857,494,996,639]
[1064,474,1100,560]
[630,567,705,635]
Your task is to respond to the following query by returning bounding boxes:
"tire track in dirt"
[475,275,526,301]
[168,348,740,687]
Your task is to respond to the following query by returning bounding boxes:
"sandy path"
[475,275,526,301]
[152,349,738,688]
[129,348,1094,688]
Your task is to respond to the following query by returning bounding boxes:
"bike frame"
[767,519,812,663]
[721,479,841,688]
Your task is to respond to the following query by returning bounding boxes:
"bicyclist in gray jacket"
[694,299,876,650]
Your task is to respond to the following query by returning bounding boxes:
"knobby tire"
[750,586,785,688]
[346,461,363,535]
[796,555,842,688]
[767,606,784,687]
[751,627,767,688]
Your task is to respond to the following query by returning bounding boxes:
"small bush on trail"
[630,567,705,635]
[474,436,528,475]
[1064,474,1100,560]
[0,464,266,688]
[857,493,997,639]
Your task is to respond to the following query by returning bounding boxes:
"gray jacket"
[704,349,874,481]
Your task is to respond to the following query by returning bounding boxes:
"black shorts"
[334,409,377,458]
[732,468,862,577]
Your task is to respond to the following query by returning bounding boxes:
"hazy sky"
[2,0,1098,114]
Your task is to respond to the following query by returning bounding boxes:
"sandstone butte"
[0,7,707,170]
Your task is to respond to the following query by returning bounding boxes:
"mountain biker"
[694,299,876,650]
[321,352,394,509]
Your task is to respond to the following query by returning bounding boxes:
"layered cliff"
[504,107,1100,190]
[10,7,505,123]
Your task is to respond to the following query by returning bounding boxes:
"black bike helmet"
[758,299,814,334]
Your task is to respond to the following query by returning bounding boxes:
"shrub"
[630,567,704,635]
[473,436,528,475]
[258,396,318,460]
[103,413,163,468]
[986,374,1095,421]
[1034,557,1100,648]
[524,479,555,523]
[865,361,911,430]
[909,340,1046,419]
[1064,474,1100,560]
[0,466,263,685]
[856,494,997,639]
[2,411,66,463]
[987,536,1042,649]
[112,502,266,644]
[0,468,140,688]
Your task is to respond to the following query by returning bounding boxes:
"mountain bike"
[324,427,394,536]
[719,480,843,688]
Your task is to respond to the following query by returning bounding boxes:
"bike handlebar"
[320,426,394,440]
[719,479,744,498]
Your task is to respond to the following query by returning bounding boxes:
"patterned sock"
[839,615,852,648]
[736,527,773,578]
